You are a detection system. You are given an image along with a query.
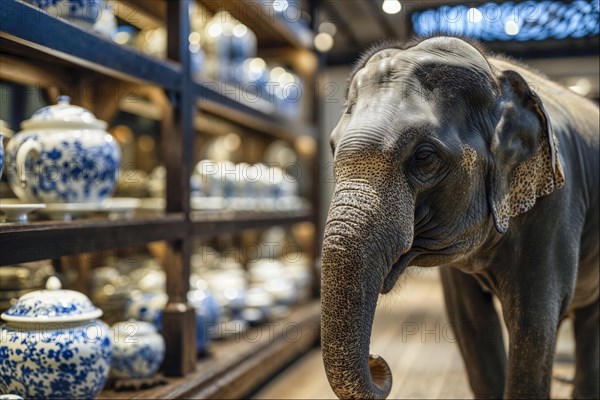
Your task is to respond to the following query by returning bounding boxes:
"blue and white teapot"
[5,96,120,204]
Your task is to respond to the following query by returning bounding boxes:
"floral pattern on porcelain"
[0,320,112,399]
[6,96,119,203]
[3,290,99,320]
[123,292,166,328]
[5,131,120,203]
[110,321,165,379]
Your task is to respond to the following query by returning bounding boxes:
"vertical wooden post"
[162,0,196,376]
[309,0,325,298]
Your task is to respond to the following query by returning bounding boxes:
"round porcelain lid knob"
[57,95,71,105]
[45,276,62,290]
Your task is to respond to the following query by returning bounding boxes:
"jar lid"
[0,277,102,323]
[20,96,108,131]
[112,320,158,337]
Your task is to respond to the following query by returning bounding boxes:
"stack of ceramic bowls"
[191,160,300,211]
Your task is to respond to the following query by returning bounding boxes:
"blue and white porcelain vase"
[5,96,120,204]
[110,320,165,379]
[0,277,112,399]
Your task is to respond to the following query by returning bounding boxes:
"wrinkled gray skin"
[321,36,599,399]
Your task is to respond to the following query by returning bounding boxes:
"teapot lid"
[20,96,108,131]
[0,277,103,323]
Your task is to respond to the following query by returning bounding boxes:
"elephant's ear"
[488,70,565,234]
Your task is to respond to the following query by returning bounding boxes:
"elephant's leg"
[501,281,564,399]
[573,300,599,399]
[440,267,506,399]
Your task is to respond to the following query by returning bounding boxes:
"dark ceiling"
[313,0,600,65]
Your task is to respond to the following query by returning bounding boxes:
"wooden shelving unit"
[98,301,320,399]
[0,215,185,265]
[0,0,181,89]
[198,0,314,49]
[115,0,314,49]
[191,210,313,238]
[0,0,322,398]
[195,82,317,141]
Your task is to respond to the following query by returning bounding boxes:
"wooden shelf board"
[0,0,181,90]
[0,210,313,264]
[99,300,321,399]
[191,209,314,238]
[196,82,316,140]
[0,214,185,265]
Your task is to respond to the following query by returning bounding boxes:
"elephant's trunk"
[321,180,413,399]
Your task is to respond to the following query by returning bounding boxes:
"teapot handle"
[16,139,42,188]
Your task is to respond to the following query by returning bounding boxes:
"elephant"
[321,36,599,399]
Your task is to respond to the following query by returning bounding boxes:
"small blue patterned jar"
[125,291,220,353]
[110,320,165,379]
[5,96,120,204]
[0,278,112,399]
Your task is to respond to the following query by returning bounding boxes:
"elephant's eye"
[412,145,437,164]
[414,148,434,161]
[410,145,443,184]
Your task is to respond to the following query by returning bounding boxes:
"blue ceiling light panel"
[412,0,600,41]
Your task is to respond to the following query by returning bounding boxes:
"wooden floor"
[253,269,576,399]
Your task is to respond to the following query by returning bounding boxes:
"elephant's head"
[321,36,564,399]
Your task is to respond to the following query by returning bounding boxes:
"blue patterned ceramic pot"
[125,291,220,352]
[0,279,112,399]
[110,320,165,379]
[5,96,120,204]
